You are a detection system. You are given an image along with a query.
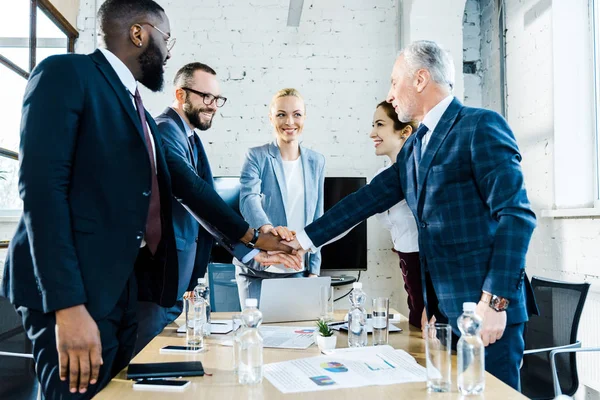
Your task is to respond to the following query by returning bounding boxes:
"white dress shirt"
[374,166,419,253]
[419,95,454,156]
[296,95,455,253]
[98,48,157,248]
[266,157,305,274]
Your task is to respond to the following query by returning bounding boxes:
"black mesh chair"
[520,276,590,399]
[0,295,39,400]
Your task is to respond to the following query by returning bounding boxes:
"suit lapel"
[416,98,462,206]
[268,142,289,222]
[90,50,145,144]
[164,107,198,170]
[300,145,315,224]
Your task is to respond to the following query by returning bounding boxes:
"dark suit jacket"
[1,50,180,320]
[305,98,538,332]
[155,108,251,294]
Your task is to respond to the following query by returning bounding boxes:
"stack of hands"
[250,225,315,276]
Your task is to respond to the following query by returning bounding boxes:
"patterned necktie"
[134,88,161,254]
[413,123,429,166]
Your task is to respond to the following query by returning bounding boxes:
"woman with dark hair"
[370,101,426,328]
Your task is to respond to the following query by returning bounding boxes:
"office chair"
[207,263,241,312]
[0,295,39,400]
[520,276,591,399]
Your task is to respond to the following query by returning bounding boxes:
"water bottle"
[348,282,367,347]
[457,302,485,395]
[238,298,263,385]
[193,278,211,336]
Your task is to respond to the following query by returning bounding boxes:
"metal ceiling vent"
[287,0,304,27]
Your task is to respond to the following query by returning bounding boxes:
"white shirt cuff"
[296,230,318,253]
[241,249,260,264]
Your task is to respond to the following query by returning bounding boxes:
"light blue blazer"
[239,141,326,275]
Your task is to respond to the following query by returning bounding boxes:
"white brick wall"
[500,0,599,395]
[463,0,482,107]
[75,0,410,314]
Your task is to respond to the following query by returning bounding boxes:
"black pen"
[327,321,346,327]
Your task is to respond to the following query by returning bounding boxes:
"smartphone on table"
[159,345,203,354]
[132,379,190,392]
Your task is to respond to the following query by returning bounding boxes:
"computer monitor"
[210,176,368,272]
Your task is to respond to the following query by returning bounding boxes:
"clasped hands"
[251,224,306,271]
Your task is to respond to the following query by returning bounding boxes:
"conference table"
[96,310,527,399]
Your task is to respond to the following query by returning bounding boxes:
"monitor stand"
[329,274,357,287]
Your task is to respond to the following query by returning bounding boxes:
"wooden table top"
[96,310,527,399]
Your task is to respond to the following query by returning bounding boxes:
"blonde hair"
[270,88,305,113]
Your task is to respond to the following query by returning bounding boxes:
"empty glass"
[371,297,389,345]
[425,323,452,392]
[184,297,206,348]
[232,313,244,374]
[320,285,334,322]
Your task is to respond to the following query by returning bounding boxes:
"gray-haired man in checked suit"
[287,40,538,391]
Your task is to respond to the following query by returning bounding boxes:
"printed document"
[264,345,426,393]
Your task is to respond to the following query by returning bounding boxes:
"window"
[593,0,600,204]
[0,0,77,210]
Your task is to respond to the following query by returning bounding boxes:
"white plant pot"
[316,334,337,352]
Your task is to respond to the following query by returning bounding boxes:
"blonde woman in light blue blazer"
[234,88,326,308]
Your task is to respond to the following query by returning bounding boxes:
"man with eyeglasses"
[134,62,301,352]
[2,0,299,398]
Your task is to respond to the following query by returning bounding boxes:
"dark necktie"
[413,123,429,166]
[188,134,199,170]
[134,88,161,254]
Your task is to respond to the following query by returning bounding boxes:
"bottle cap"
[245,298,258,308]
[198,278,207,284]
[352,282,362,289]
[463,302,477,312]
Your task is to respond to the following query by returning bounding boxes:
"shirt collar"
[98,48,137,96]
[421,95,454,132]
[171,107,194,137]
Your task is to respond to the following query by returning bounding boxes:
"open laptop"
[259,277,331,323]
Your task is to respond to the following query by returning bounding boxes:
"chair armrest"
[523,341,581,356]
[550,346,600,397]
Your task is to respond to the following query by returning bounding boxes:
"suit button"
[136,231,143,240]
[195,237,199,243]
[420,221,427,228]
[143,190,151,197]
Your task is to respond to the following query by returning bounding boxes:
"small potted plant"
[315,320,337,352]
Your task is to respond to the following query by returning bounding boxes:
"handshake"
[247,224,307,271]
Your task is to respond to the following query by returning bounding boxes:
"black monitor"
[210,176,368,272]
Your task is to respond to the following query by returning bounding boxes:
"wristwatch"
[246,228,260,249]
[481,292,510,312]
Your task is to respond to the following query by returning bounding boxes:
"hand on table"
[476,300,507,346]
[55,304,103,394]
[183,291,193,300]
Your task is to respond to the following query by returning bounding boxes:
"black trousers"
[16,273,138,399]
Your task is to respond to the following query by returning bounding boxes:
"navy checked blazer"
[305,98,538,332]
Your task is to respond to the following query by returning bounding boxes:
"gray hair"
[400,40,455,91]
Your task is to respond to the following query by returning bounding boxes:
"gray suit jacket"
[239,142,326,275]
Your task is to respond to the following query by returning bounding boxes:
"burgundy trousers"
[394,250,425,328]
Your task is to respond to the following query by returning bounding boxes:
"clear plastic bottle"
[348,282,367,347]
[238,298,263,385]
[457,302,485,395]
[193,278,211,336]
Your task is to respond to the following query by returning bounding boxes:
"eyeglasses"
[138,22,176,52]
[181,87,228,108]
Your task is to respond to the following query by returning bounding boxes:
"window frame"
[593,0,600,203]
[0,0,78,80]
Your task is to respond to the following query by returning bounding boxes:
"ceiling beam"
[287,0,304,27]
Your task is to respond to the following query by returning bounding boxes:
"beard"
[183,97,214,130]
[138,37,165,92]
